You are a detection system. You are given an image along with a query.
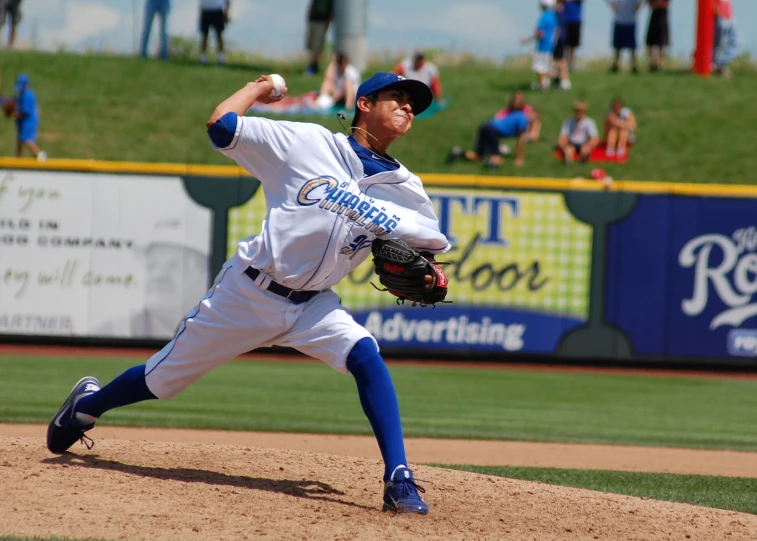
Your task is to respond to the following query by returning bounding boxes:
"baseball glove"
[371,239,449,307]
[2,98,15,117]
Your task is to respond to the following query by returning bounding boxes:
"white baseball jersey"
[142,113,450,395]
[218,115,449,291]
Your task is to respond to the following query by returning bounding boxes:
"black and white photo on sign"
[0,170,212,339]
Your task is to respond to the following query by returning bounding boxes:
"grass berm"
[0,51,754,184]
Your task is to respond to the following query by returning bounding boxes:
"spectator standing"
[609,0,642,72]
[552,0,572,90]
[645,0,670,72]
[604,98,637,158]
[304,0,334,76]
[558,102,599,163]
[199,0,229,65]
[521,0,559,92]
[393,52,443,100]
[563,0,584,70]
[140,0,170,60]
[0,0,22,49]
[713,0,739,78]
[12,74,46,161]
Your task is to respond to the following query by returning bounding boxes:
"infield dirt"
[3,434,757,541]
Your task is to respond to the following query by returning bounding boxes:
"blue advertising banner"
[606,196,757,359]
[355,306,584,354]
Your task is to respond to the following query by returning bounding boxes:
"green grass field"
[4,355,757,450]
[442,465,757,515]
[4,353,757,518]
[0,51,755,183]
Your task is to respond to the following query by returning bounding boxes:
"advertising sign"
[606,196,757,359]
[228,186,593,354]
[0,170,212,339]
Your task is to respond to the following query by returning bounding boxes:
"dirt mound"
[7,424,757,479]
[1,437,756,541]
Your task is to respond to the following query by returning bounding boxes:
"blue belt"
[244,267,320,305]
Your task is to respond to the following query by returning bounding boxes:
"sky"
[11,0,757,61]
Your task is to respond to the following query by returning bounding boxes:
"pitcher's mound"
[1,436,755,541]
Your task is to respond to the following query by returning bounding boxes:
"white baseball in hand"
[269,74,286,97]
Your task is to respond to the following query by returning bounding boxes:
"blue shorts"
[17,121,38,143]
[613,23,637,51]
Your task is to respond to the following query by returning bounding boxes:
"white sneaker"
[560,79,572,90]
[199,53,208,64]
[37,150,47,162]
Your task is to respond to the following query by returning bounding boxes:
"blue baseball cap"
[15,73,29,92]
[356,72,433,115]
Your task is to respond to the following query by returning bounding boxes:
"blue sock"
[346,338,407,481]
[76,364,157,418]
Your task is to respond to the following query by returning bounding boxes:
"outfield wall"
[1,158,756,366]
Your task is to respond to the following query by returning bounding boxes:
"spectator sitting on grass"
[314,52,361,110]
[604,98,637,158]
[494,91,542,142]
[557,101,599,164]
[445,92,530,168]
[393,51,443,100]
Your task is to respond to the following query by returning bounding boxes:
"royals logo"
[679,227,757,329]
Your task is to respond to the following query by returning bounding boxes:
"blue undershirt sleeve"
[207,111,239,149]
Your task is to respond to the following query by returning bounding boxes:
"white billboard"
[0,169,212,339]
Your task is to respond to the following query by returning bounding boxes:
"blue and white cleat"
[46,376,101,454]
[383,465,429,515]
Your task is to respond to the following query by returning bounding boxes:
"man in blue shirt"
[12,74,46,161]
[563,0,584,70]
[551,0,572,89]
[521,0,559,91]
[446,92,531,167]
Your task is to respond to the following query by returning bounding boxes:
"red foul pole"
[693,0,715,75]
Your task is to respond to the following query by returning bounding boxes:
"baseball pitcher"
[47,72,450,515]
